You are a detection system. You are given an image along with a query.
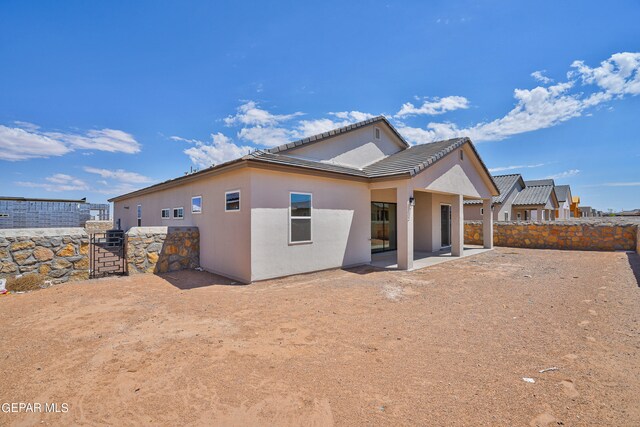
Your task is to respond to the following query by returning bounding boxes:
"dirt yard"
[1,248,639,426]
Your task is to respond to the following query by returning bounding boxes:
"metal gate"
[90,230,127,278]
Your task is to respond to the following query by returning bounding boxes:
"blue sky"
[1,0,639,211]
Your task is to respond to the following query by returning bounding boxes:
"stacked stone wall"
[0,228,89,283]
[126,226,199,274]
[85,220,113,235]
[464,221,638,252]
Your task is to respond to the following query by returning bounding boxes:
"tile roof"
[464,173,523,205]
[555,184,571,202]
[267,115,410,154]
[512,184,554,206]
[525,179,555,187]
[110,117,499,201]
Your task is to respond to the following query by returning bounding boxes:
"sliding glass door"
[371,202,397,253]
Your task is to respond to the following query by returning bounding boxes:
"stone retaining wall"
[465,221,638,252]
[0,228,90,283]
[85,220,113,235]
[126,226,199,274]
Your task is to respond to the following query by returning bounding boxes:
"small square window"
[374,127,381,140]
[161,208,170,219]
[192,196,202,214]
[173,207,184,219]
[225,191,240,212]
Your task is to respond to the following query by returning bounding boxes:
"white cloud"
[0,122,141,161]
[0,125,71,160]
[83,167,153,184]
[224,101,303,126]
[178,132,253,168]
[546,169,580,179]
[531,70,553,84]
[16,174,89,192]
[395,96,470,117]
[571,52,640,96]
[237,126,295,147]
[397,52,640,145]
[488,163,546,173]
[295,111,376,138]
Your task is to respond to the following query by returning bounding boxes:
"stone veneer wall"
[465,220,638,252]
[85,220,113,235]
[0,228,90,283]
[126,226,199,274]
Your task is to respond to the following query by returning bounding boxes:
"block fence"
[126,226,200,274]
[0,228,90,283]
[465,221,639,252]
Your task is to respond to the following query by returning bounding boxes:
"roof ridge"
[266,115,409,154]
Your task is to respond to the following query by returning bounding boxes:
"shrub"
[6,274,46,292]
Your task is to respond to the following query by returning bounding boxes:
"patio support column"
[451,194,464,257]
[396,183,414,270]
[482,199,493,249]
[536,207,543,222]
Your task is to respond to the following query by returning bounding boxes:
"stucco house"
[110,116,499,283]
[511,179,559,221]
[554,185,573,220]
[570,195,581,218]
[464,173,525,222]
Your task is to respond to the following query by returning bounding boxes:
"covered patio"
[368,142,499,271]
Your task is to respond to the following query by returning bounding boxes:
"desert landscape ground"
[1,248,639,426]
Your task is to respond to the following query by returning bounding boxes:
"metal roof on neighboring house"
[266,116,410,154]
[512,184,555,206]
[555,185,571,202]
[525,179,555,187]
[0,196,88,203]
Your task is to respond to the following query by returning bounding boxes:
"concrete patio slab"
[370,245,491,270]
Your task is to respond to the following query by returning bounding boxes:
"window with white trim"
[504,212,509,221]
[225,191,240,212]
[173,207,184,219]
[137,204,142,226]
[290,192,312,243]
[192,196,202,214]
[161,208,170,219]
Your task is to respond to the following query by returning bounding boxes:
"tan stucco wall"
[249,169,371,282]
[371,188,397,203]
[284,125,403,169]
[112,168,252,282]
[410,144,494,200]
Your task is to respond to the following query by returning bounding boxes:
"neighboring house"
[579,206,595,217]
[110,116,499,283]
[464,173,525,221]
[570,196,581,218]
[0,196,109,229]
[554,185,573,220]
[617,209,640,216]
[511,179,559,221]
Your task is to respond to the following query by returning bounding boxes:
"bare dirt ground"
[1,248,639,426]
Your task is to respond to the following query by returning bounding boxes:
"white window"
[192,196,202,214]
[374,127,381,140]
[137,204,142,227]
[161,208,170,219]
[290,192,312,244]
[504,212,509,221]
[225,190,240,212]
[173,207,184,219]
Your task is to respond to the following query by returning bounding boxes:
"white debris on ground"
[382,284,404,301]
